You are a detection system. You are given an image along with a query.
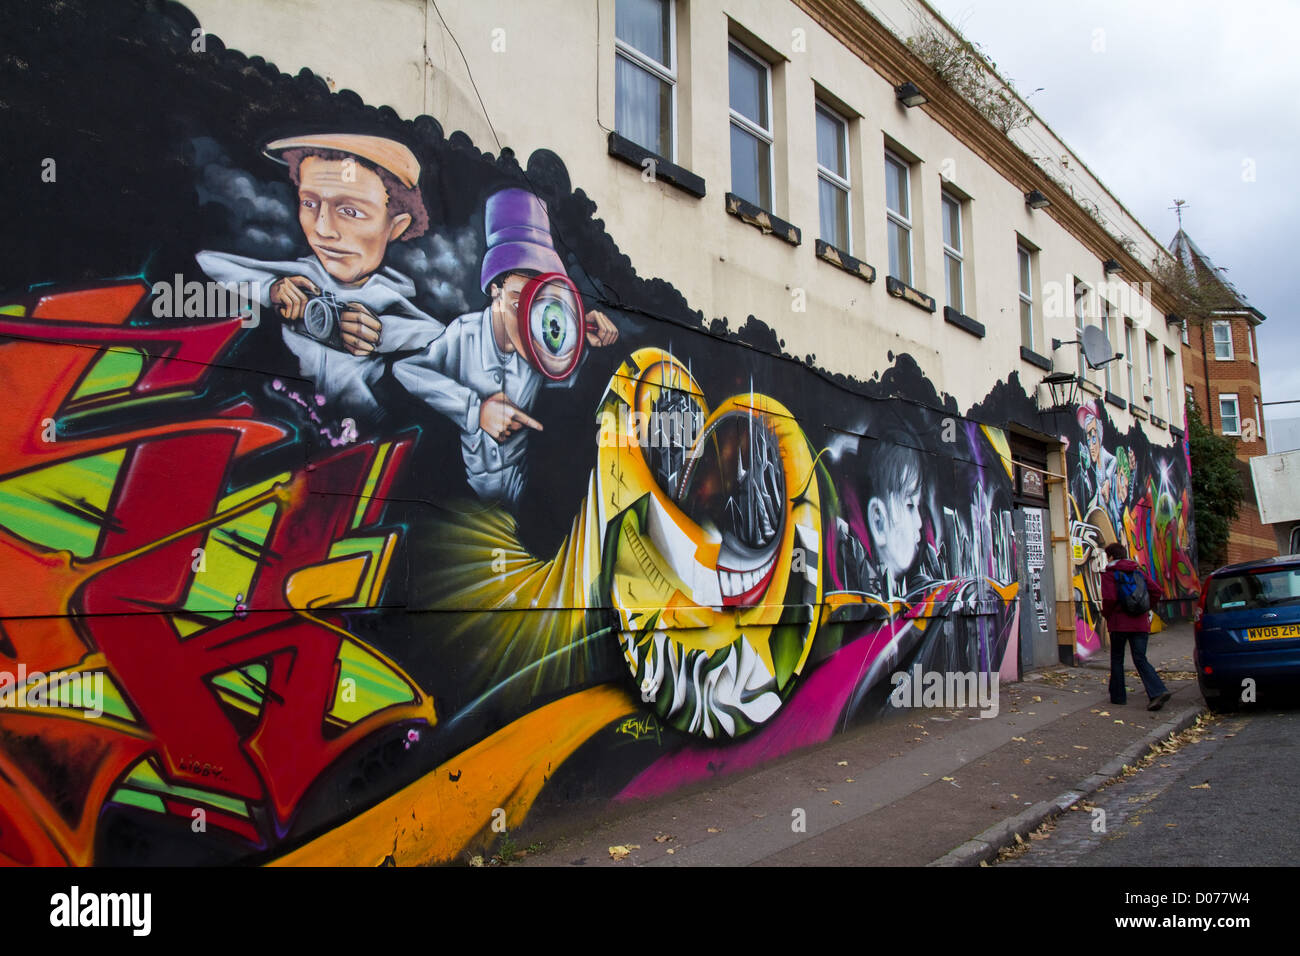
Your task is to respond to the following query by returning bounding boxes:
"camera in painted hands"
[302,290,347,349]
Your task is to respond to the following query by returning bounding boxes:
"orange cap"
[264,133,420,189]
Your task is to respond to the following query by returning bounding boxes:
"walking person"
[1101,542,1172,711]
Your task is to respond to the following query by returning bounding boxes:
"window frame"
[1219,393,1241,436]
[1248,324,1257,363]
[1100,298,1114,393]
[1073,279,1094,383]
[1213,320,1234,360]
[1124,320,1137,402]
[814,101,852,253]
[941,190,965,313]
[727,39,775,211]
[1164,346,1176,423]
[1144,333,1156,412]
[614,0,678,161]
[1017,241,1035,351]
[884,149,913,284]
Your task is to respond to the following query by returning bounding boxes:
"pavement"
[513,621,1206,867]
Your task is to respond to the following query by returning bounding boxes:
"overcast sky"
[922,0,1299,429]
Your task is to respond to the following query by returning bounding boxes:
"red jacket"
[1101,558,1164,633]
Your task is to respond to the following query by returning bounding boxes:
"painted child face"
[296,156,411,285]
[871,484,923,578]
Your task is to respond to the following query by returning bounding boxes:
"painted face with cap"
[296,156,412,286]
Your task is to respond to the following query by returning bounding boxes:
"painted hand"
[584,309,619,348]
[480,391,543,442]
[269,275,321,321]
[340,302,382,355]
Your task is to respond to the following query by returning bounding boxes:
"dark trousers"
[1109,631,1168,704]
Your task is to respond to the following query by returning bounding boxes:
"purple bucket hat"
[479,188,566,292]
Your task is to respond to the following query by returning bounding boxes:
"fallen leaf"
[1011,794,1019,800]
[837,760,848,766]
[609,845,640,861]
[1073,745,1089,751]
[1012,736,1027,742]
[468,855,484,868]
[706,827,720,833]
[666,848,675,855]
[1190,783,1211,790]
[1032,695,1042,703]
[845,778,855,783]
[816,787,828,792]
[942,776,955,782]
[1098,710,1110,717]
[1166,823,1178,828]
[831,800,843,806]
[654,834,672,843]
[1115,720,1125,725]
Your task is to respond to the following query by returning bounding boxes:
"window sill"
[607,132,706,198]
[885,276,936,313]
[943,305,985,338]
[1105,390,1126,410]
[815,240,875,283]
[1131,406,1149,421]
[1151,414,1167,428]
[1078,377,1103,396]
[724,193,801,245]
[1170,425,1185,439]
[1019,347,1051,371]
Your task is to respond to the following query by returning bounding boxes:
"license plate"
[1246,624,1300,641]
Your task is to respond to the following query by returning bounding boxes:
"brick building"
[1171,228,1274,568]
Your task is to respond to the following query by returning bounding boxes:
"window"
[1219,394,1240,435]
[1213,320,1233,360]
[1255,395,1264,438]
[884,151,912,283]
[1124,321,1136,402]
[1248,325,1257,363]
[1181,322,1189,346]
[941,192,964,312]
[1145,334,1156,411]
[1018,242,1035,350]
[1185,384,1196,413]
[615,0,676,159]
[1100,299,1114,392]
[815,104,850,251]
[1073,279,1092,381]
[728,41,773,210]
[1164,347,1176,422]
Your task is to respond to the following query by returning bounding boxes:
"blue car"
[1195,554,1300,712]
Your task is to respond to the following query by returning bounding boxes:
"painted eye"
[338,206,362,219]
[529,291,578,359]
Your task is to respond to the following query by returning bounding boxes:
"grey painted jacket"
[393,306,581,509]
[196,251,444,419]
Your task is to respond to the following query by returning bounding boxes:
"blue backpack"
[1115,568,1150,615]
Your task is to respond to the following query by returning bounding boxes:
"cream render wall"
[182,0,1183,435]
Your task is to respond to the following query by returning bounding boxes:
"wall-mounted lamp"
[1025,189,1051,210]
[1103,258,1122,274]
[895,82,927,108]
[1042,371,1080,410]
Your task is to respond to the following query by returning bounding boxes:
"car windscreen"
[1206,567,1300,612]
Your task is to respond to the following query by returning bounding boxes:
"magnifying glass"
[516,272,594,381]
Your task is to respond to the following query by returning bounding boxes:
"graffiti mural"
[1062,400,1198,658]
[0,1,1189,865]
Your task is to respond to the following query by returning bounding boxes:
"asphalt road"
[1000,705,1300,867]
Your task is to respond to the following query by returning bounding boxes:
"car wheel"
[1204,692,1239,714]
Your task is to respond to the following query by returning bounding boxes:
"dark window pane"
[729,46,767,127]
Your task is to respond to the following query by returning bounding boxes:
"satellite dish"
[1081,325,1119,369]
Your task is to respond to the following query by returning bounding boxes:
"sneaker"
[1147,692,1171,712]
